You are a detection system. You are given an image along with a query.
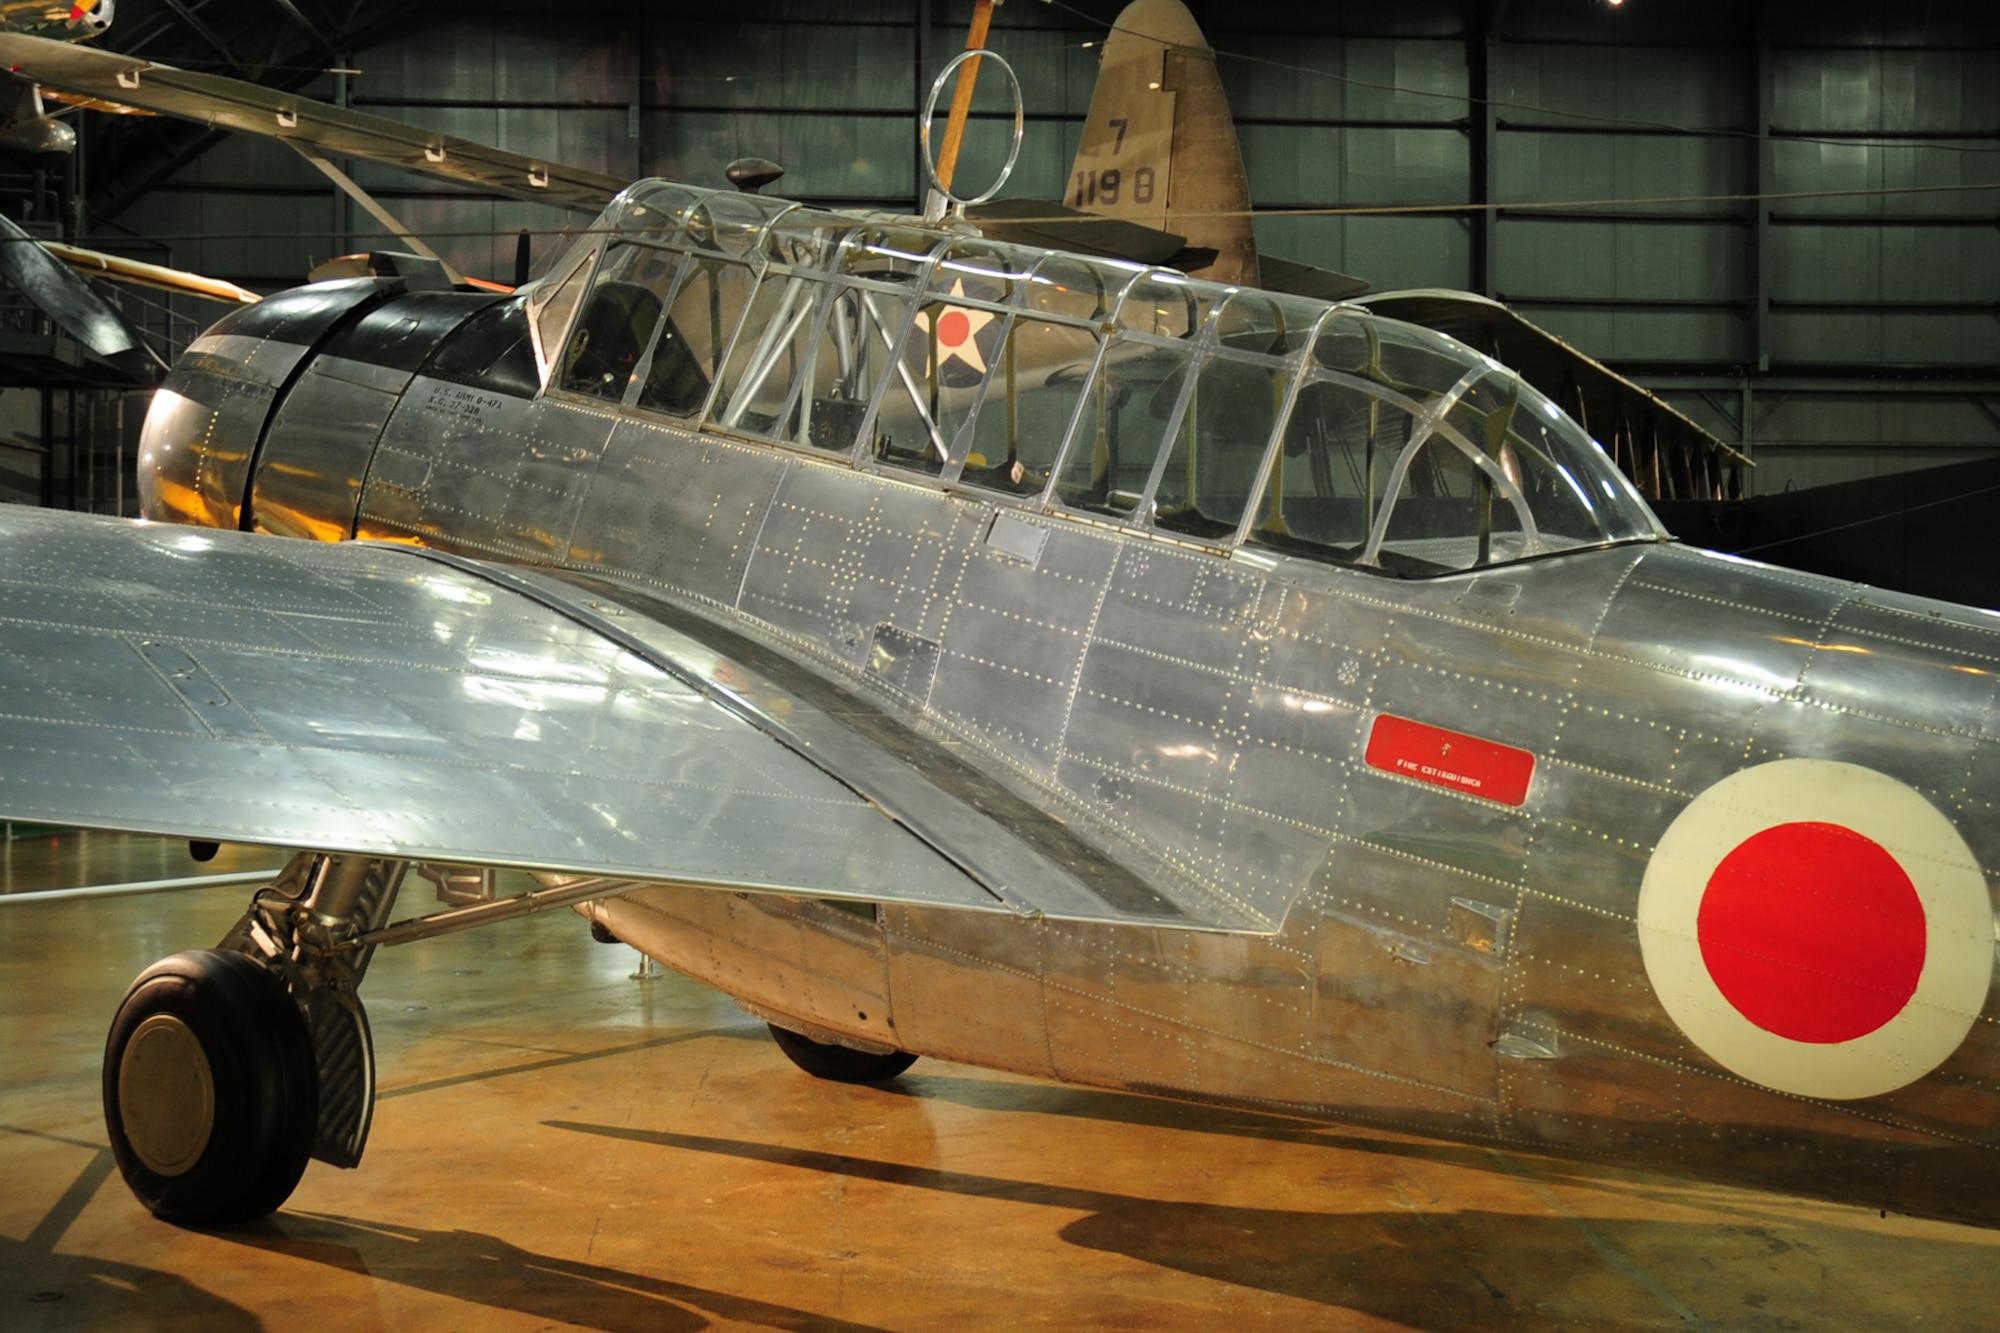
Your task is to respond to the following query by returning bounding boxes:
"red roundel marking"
[936,309,972,347]
[1696,821,1927,1044]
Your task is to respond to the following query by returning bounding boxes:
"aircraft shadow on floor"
[547,1118,1997,1331]
[372,1024,764,1104]
[1,1234,265,1333]
[878,1071,1785,1220]
[877,1068,2000,1233]
[225,1209,894,1333]
[2,1146,262,1331]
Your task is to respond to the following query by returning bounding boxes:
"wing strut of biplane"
[287,139,453,272]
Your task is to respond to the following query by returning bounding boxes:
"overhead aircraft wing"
[1354,289,1752,499]
[0,34,626,212]
[0,507,1245,931]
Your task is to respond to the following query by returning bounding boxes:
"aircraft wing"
[0,34,625,212]
[0,208,166,381]
[0,507,1239,930]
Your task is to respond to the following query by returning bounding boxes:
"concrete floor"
[4,833,2000,1331]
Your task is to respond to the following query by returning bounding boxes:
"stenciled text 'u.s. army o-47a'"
[4,177,2000,1233]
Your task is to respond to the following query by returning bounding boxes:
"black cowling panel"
[424,296,540,398]
[320,291,502,374]
[206,278,391,346]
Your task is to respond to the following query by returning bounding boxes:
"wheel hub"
[118,1014,215,1177]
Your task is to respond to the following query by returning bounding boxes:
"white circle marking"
[1636,759,1992,1100]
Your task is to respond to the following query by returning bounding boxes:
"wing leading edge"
[0,509,1252,931]
[0,35,625,213]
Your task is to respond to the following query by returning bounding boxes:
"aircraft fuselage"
[136,212,2000,1227]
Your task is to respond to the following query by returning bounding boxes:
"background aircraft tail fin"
[1067,0,1258,286]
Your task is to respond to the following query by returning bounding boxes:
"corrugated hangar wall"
[101,0,2000,495]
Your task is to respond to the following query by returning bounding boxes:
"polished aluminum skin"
[90,178,2000,1225]
[0,505,993,908]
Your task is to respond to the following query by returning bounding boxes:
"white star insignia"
[917,279,998,376]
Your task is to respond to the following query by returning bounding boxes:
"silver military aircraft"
[1,29,1997,1241]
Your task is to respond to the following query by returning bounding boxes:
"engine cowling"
[139,279,386,530]
[139,281,498,538]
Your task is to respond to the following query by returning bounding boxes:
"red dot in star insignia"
[937,309,972,347]
[1696,820,1926,1044]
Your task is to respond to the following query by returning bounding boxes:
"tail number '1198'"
[1073,167,1155,207]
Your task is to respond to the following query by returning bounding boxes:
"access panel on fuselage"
[357,378,617,561]
[735,462,979,662]
[569,414,784,610]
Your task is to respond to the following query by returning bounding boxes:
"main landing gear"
[100,852,913,1224]
[104,950,318,1224]
[103,853,407,1226]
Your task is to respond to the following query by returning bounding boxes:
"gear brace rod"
[0,868,275,905]
[344,873,644,951]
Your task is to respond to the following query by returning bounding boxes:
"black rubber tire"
[589,919,620,945]
[767,1023,917,1083]
[103,949,319,1227]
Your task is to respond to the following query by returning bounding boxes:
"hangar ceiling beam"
[1648,377,2000,396]
[1969,396,2000,438]
[1750,5,1773,374]
[1467,0,1508,299]
[261,0,338,59]
[917,1,941,214]
[158,0,251,79]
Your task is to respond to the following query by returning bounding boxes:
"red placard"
[1364,714,1536,807]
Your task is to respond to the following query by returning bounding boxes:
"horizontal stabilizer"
[1258,255,1371,303]
[1355,289,1751,495]
[967,199,1189,267]
[0,34,626,213]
